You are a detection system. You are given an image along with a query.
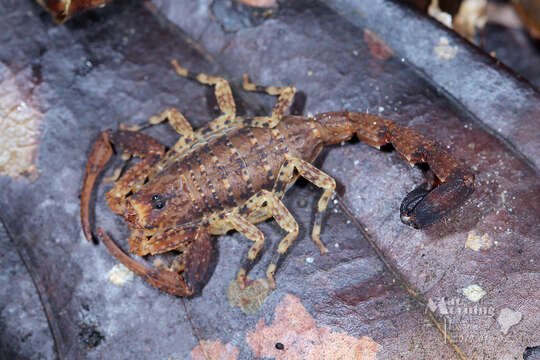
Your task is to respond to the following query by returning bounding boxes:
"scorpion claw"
[182,228,213,292]
[98,227,198,297]
[400,175,474,228]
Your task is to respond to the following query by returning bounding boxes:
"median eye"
[151,194,165,209]
[154,201,165,210]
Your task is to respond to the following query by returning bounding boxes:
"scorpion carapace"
[80,60,474,297]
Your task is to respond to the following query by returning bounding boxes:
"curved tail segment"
[314,111,474,228]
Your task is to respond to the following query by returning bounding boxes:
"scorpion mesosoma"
[80,60,474,297]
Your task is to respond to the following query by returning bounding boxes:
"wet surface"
[0,0,538,359]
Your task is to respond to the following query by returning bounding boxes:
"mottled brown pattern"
[81,62,474,297]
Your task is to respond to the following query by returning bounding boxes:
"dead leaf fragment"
[497,308,522,335]
[465,231,492,251]
[246,294,380,359]
[0,71,42,181]
[191,339,239,360]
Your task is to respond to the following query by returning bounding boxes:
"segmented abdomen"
[176,116,324,219]
[178,126,286,217]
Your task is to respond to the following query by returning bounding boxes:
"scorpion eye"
[151,194,165,209]
[154,200,165,210]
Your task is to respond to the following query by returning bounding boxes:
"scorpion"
[80,60,474,297]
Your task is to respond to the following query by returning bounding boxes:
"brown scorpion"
[80,60,474,297]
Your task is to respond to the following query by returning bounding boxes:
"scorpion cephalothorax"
[80,60,474,296]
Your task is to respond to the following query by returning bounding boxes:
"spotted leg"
[211,214,266,289]
[229,190,299,289]
[171,60,242,137]
[149,108,195,154]
[273,157,336,254]
[80,130,165,242]
[242,74,296,128]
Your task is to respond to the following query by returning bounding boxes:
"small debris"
[434,37,458,60]
[107,264,134,286]
[275,342,284,350]
[497,308,522,335]
[78,322,104,349]
[306,257,314,264]
[227,277,271,315]
[461,284,486,302]
[465,232,492,251]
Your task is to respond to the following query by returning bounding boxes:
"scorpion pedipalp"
[81,130,114,242]
[98,226,212,296]
[80,130,166,242]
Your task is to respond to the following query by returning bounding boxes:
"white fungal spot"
[107,264,134,286]
[434,36,458,60]
[465,232,492,251]
[461,284,486,302]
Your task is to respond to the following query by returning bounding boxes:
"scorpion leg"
[98,226,212,296]
[171,60,242,136]
[273,157,335,254]
[242,74,296,128]
[149,108,195,154]
[234,189,299,289]
[349,113,475,228]
[212,214,265,289]
[80,130,165,242]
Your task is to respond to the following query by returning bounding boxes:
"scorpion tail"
[348,112,475,228]
[81,131,113,242]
